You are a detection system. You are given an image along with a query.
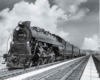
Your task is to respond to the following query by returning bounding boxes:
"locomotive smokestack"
[22,21,30,27]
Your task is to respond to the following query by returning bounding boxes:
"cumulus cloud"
[81,34,99,50]
[55,0,89,20]
[0,0,69,55]
[57,31,70,40]
[69,8,89,20]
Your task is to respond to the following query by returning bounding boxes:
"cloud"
[0,0,23,11]
[68,8,89,20]
[57,31,69,38]
[55,0,87,11]
[55,0,88,20]
[57,30,70,41]
[81,34,99,50]
[57,12,99,48]
[79,0,99,15]
[0,0,69,55]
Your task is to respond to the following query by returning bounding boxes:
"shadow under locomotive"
[3,21,85,69]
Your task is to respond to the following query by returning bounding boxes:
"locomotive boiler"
[3,21,85,69]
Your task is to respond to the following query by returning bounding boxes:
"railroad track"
[22,56,88,80]
[0,68,8,73]
[0,57,78,80]
[64,56,88,80]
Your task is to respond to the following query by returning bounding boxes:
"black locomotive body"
[3,21,85,69]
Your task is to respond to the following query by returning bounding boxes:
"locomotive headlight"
[11,41,14,44]
[16,26,20,31]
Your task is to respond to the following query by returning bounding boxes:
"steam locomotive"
[3,21,85,69]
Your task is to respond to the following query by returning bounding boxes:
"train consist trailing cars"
[3,21,86,69]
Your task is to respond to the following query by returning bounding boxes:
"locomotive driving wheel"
[35,59,41,66]
[29,60,33,67]
[35,58,46,66]
[51,56,55,63]
[40,58,46,65]
[25,58,33,68]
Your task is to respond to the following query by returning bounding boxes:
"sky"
[0,0,99,55]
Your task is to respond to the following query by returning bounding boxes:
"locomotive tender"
[3,21,85,69]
